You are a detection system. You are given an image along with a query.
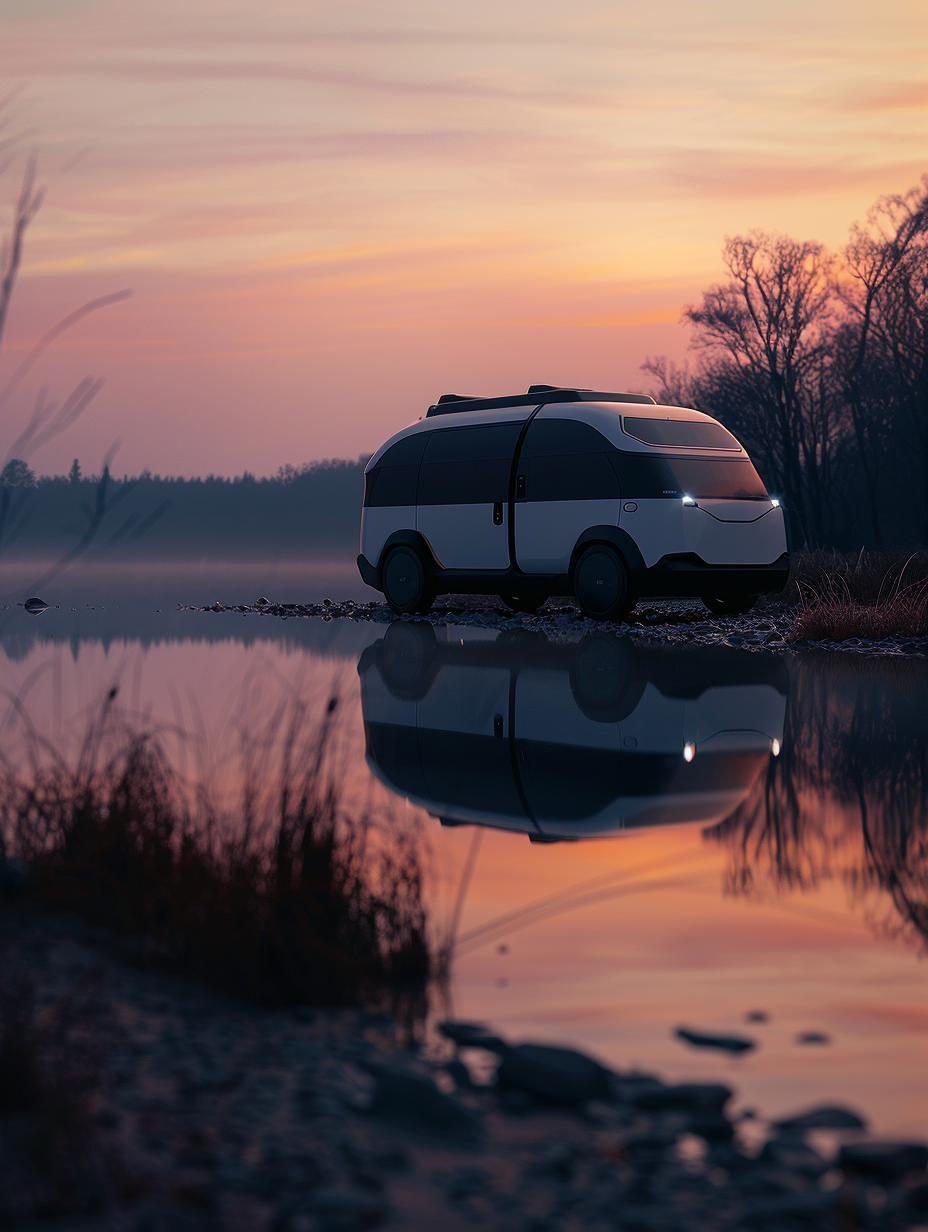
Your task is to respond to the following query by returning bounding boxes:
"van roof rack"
[427,385,655,417]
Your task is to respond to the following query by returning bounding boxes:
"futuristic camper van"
[357,386,788,619]
[358,623,788,842]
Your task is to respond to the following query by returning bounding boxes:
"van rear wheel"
[573,546,633,622]
[380,620,437,698]
[701,595,758,616]
[382,546,435,615]
[570,634,645,722]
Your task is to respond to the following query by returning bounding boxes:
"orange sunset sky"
[1,0,927,477]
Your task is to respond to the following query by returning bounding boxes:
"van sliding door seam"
[507,403,545,572]
[506,669,542,833]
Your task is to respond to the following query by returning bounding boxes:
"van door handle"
[516,475,526,498]
[493,501,503,525]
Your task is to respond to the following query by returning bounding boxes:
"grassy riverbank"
[0,691,432,1020]
[787,549,928,642]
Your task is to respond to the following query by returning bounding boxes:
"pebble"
[495,1043,613,1106]
[839,1141,928,1180]
[759,1135,829,1176]
[368,1069,482,1138]
[438,1019,508,1053]
[632,1083,733,1114]
[773,1105,867,1133]
[795,1030,832,1046]
[675,1026,756,1053]
[441,1058,474,1091]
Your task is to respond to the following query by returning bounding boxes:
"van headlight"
[682,495,696,506]
[770,498,780,508]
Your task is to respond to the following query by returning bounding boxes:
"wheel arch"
[569,526,647,591]
[371,530,440,589]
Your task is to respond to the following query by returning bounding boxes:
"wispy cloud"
[836,80,928,112]
[2,0,927,475]
[665,151,928,199]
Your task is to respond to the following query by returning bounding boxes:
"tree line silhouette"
[644,174,928,549]
[0,458,366,561]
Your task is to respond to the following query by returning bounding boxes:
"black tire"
[573,545,633,621]
[701,595,759,616]
[380,620,438,699]
[569,634,645,723]
[381,546,435,615]
[500,591,547,615]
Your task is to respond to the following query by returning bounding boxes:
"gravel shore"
[4,911,927,1231]
[180,596,928,657]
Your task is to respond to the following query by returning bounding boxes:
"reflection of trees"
[706,653,928,949]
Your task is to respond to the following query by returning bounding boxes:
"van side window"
[364,433,429,507]
[623,417,741,450]
[608,453,674,500]
[418,423,522,505]
[518,418,620,501]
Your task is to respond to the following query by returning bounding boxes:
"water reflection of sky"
[2,565,926,1139]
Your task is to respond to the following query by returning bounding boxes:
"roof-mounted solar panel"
[426,385,655,417]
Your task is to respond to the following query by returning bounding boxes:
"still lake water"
[2,562,926,1140]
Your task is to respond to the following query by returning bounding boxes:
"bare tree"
[842,178,928,543]
[640,181,928,548]
[639,356,696,408]
[681,232,846,544]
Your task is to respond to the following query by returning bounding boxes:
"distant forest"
[0,459,366,561]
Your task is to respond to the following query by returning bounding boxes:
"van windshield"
[655,457,768,499]
[613,454,769,500]
[623,417,740,450]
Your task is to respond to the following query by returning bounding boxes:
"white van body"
[357,386,789,610]
[358,625,787,841]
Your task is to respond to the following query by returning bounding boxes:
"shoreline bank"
[3,909,927,1231]
[178,597,928,657]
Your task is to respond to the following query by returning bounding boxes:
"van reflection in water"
[358,623,787,841]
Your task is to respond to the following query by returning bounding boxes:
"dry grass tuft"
[0,691,432,1020]
[785,547,928,606]
[789,549,928,642]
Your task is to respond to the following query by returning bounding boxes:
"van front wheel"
[573,546,633,622]
[382,546,435,615]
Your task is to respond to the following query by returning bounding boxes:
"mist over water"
[0,558,370,659]
[2,564,927,1139]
